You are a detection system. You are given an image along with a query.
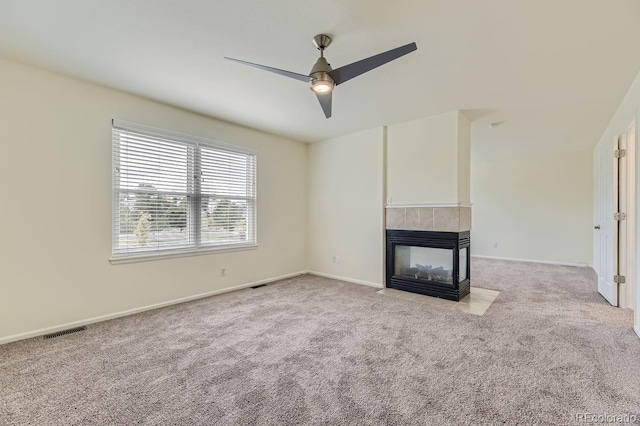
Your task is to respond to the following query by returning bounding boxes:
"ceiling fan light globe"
[310,80,334,94]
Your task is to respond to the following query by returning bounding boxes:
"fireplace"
[386,230,470,301]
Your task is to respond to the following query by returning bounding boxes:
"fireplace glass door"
[394,245,454,284]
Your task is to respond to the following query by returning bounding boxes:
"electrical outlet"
[332,256,341,264]
[492,242,498,249]
[220,268,226,277]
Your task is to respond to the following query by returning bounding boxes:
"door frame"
[620,122,636,310]
[629,115,640,338]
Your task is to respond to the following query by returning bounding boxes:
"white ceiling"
[1,0,639,161]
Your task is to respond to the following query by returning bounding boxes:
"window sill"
[109,244,258,265]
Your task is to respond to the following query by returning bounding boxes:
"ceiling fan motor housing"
[309,56,334,92]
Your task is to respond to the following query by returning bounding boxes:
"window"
[112,120,257,261]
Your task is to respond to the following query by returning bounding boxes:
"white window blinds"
[112,120,257,259]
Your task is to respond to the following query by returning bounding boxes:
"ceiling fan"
[225,35,417,119]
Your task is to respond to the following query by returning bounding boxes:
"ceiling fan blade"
[315,91,332,119]
[224,57,312,82]
[328,42,417,86]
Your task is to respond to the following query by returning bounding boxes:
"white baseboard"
[471,254,583,267]
[0,271,306,346]
[306,270,384,289]
[635,325,640,339]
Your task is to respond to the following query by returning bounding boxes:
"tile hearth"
[376,286,499,316]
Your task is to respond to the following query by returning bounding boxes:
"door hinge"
[614,149,627,158]
[614,212,627,221]
[614,275,626,284]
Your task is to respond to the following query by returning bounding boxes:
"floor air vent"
[43,326,87,339]
[251,284,267,289]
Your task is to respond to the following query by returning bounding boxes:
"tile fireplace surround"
[385,206,471,232]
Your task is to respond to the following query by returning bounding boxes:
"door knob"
[594,225,600,230]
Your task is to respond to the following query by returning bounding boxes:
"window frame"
[110,119,258,264]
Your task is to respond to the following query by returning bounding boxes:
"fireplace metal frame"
[386,230,470,301]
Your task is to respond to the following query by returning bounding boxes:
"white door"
[597,138,618,306]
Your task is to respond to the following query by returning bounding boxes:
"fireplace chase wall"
[385,206,471,302]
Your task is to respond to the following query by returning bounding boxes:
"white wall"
[471,151,593,266]
[593,68,640,337]
[471,151,593,264]
[0,58,307,342]
[307,128,385,287]
[387,111,464,205]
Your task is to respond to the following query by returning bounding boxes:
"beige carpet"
[1,258,638,425]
